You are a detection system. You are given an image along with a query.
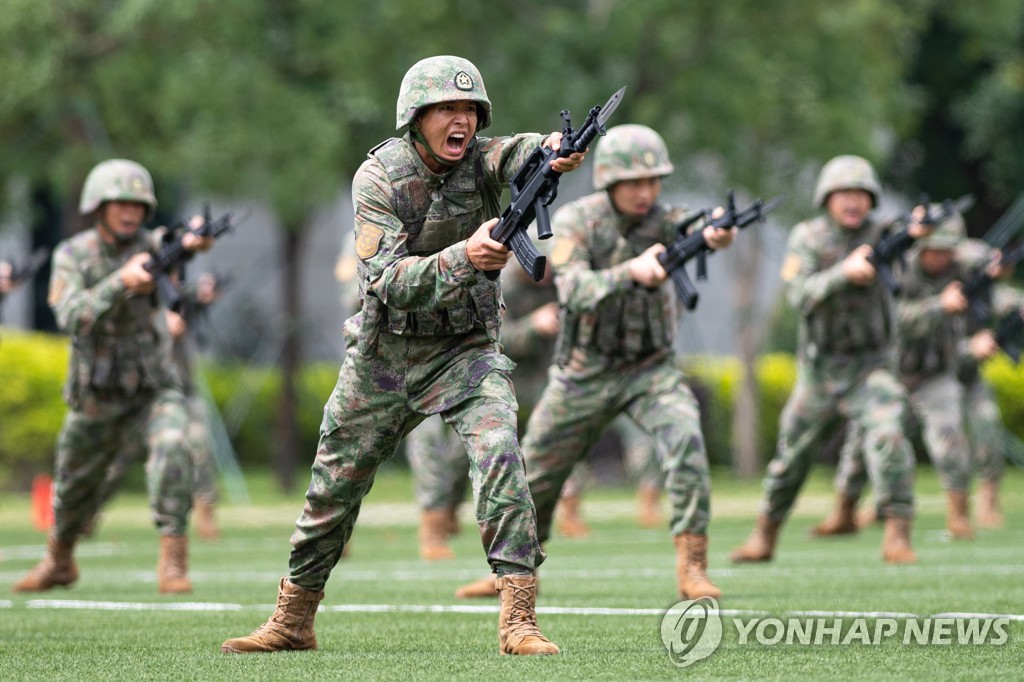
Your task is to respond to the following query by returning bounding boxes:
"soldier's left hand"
[702,208,737,250]
[544,132,586,173]
[969,329,999,361]
[907,204,932,239]
[182,214,215,252]
[165,309,188,338]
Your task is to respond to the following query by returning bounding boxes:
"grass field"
[1,465,1022,681]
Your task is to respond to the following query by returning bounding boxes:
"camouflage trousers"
[962,377,1006,482]
[98,393,219,508]
[288,326,543,591]
[836,373,971,498]
[52,387,194,541]
[522,356,709,541]
[762,359,914,521]
[559,414,662,497]
[405,414,468,511]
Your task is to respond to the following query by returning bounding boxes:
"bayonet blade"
[596,86,627,128]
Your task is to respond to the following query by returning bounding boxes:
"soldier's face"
[99,200,147,243]
[826,189,873,229]
[609,177,662,218]
[415,100,479,171]
[919,248,954,275]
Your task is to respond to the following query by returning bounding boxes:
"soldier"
[731,155,926,565]
[12,159,214,594]
[457,124,736,601]
[221,55,585,656]
[812,210,983,539]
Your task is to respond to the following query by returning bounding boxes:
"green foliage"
[7,328,1024,483]
[0,328,67,482]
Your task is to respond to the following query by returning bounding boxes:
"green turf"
[1,466,1021,680]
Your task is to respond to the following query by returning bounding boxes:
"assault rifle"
[656,191,784,309]
[486,86,626,281]
[0,247,50,318]
[871,194,974,296]
[962,242,1024,327]
[144,204,236,312]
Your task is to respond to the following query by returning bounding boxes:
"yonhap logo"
[660,597,723,667]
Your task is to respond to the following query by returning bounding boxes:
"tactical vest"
[802,217,893,356]
[557,197,676,364]
[63,230,167,405]
[363,137,503,339]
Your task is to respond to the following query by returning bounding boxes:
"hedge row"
[3,328,1023,483]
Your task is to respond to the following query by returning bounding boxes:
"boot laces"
[505,582,543,639]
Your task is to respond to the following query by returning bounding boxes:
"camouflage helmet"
[79,159,157,217]
[593,124,674,190]
[396,55,491,132]
[916,206,965,250]
[813,155,881,208]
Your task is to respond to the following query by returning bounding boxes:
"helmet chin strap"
[410,124,457,170]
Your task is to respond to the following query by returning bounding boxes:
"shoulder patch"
[550,238,576,267]
[780,252,802,282]
[355,224,384,260]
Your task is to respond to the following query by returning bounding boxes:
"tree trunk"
[731,226,762,478]
[275,224,306,492]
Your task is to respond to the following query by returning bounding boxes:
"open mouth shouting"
[414,99,479,172]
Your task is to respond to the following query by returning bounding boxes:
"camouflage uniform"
[14,159,196,595]
[94,289,220,527]
[832,216,981,515]
[288,80,549,592]
[733,155,918,564]
[510,124,721,601]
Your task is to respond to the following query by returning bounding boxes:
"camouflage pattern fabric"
[47,226,194,540]
[288,132,549,591]
[405,415,468,510]
[962,378,1006,481]
[521,191,710,541]
[761,213,915,521]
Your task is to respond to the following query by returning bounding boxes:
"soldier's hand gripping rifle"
[961,242,1024,328]
[143,204,236,312]
[656,190,784,310]
[870,194,974,296]
[485,86,626,282]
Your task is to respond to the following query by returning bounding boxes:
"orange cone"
[31,475,54,532]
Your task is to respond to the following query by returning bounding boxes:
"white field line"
[4,599,1024,622]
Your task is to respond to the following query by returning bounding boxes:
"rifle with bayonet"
[655,190,784,310]
[0,247,50,317]
[961,242,1024,327]
[871,193,974,296]
[144,204,236,312]
[486,86,626,282]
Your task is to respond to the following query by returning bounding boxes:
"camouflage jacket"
[48,226,179,407]
[547,191,689,377]
[781,214,894,364]
[895,242,989,384]
[499,264,557,405]
[350,131,544,343]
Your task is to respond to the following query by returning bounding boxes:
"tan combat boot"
[157,534,192,593]
[857,506,880,529]
[419,509,456,561]
[810,495,860,537]
[12,536,79,592]
[221,578,325,653]
[445,504,461,536]
[945,491,974,540]
[555,495,591,538]
[195,500,220,541]
[496,575,559,655]
[976,478,1004,529]
[729,514,782,563]
[637,484,663,528]
[455,573,498,599]
[881,516,917,564]
[674,534,722,600]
